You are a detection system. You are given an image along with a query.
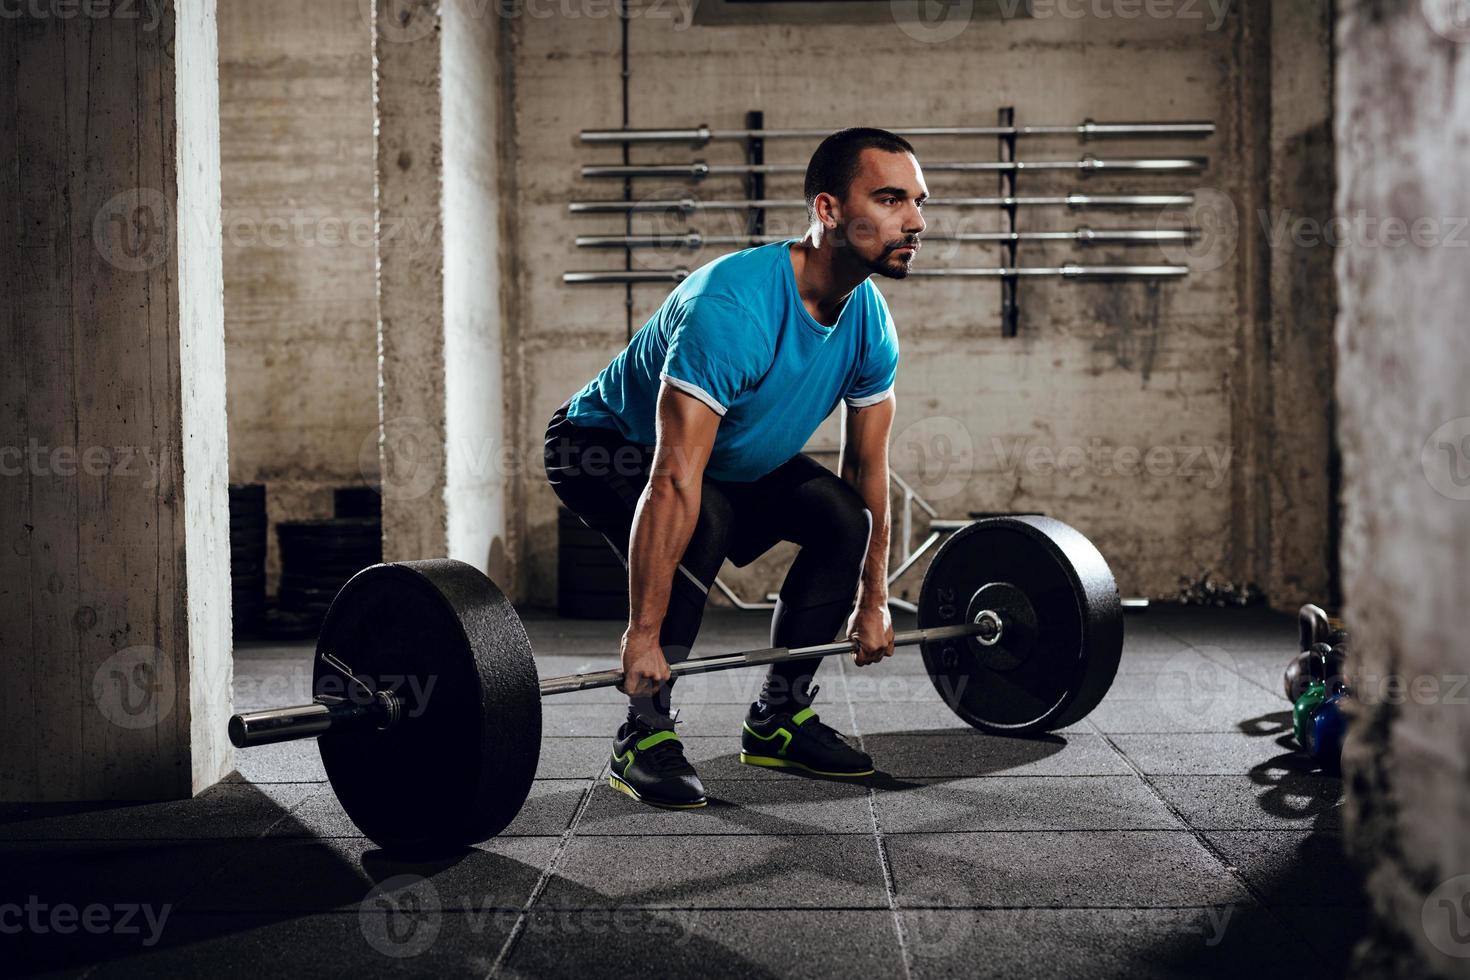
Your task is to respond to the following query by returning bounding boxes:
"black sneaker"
[608,713,707,809]
[740,703,874,778]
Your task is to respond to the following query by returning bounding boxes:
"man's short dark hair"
[804,128,916,225]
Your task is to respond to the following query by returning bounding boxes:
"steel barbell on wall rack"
[573,229,1197,250]
[563,264,1190,285]
[226,517,1123,856]
[581,155,1208,180]
[579,119,1216,144]
[568,194,1199,214]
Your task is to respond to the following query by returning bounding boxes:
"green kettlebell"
[1293,680,1329,750]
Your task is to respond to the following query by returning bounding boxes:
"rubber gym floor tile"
[233,639,317,661]
[576,777,874,835]
[886,832,1251,909]
[0,783,319,841]
[849,702,1091,736]
[540,701,754,738]
[1109,732,1304,776]
[179,836,558,913]
[1111,633,1204,663]
[502,909,905,980]
[222,737,327,784]
[872,776,1184,833]
[1272,904,1373,972]
[1201,831,1368,907]
[1089,658,1268,702]
[231,659,316,711]
[667,737,798,780]
[538,835,890,909]
[1086,692,1288,734]
[838,671,945,704]
[267,780,586,839]
[1149,775,1344,831]
[58,911,515,979]
[0,839,248,911]
[860,732,1134,778]
[898,906,1330,980]
[535,736,614,779]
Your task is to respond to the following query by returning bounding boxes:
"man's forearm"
[625,477,702,636]
[844,465,891,609]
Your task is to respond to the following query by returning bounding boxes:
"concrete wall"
[218,0,379,590]
[1336,1,1470,974]
[0,2,232,800]
[375,0,516,571]
[505,0,1337,609]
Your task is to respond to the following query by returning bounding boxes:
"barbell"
[227,515,1123,856]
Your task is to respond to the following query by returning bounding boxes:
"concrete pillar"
[374,0,518,588]
[1336,0,1470,974]
[1264,0,1338,608]
[0,2,232,800]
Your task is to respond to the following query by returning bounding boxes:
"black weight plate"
[279,544,381,565]
[334,485,383,519]
[228,483,266,508]
[277,517,381,537]
[313,560,541,855]
[263,605,320,640]
[918,517,1122,735]
[281,554,379,573]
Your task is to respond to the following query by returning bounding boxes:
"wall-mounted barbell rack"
[564,111,1214,337]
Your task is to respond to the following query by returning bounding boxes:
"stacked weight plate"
[333,485,382,521]
[557,506,629,619]
[229,483,268,636]
[276,489,383,631]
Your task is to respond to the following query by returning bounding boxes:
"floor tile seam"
[1147,623,1283,700]
[485,758,607,979]
[840,667,915,980]
[1086,718,1307,939]
[162,783,331,916]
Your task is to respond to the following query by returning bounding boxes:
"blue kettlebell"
[1308,692,1350,775]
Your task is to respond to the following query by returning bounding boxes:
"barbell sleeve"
[228,693,400,749]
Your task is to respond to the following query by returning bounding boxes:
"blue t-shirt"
[566,240,900,482]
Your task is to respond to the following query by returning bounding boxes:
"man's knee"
[817,480,872,562]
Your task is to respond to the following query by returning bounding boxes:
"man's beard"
[865,244,916,280]
[842,230,918,280]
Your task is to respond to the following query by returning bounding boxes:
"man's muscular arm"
[838,393,897,665]
[620,383,720,696]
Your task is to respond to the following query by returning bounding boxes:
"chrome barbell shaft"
[537,622,990,696]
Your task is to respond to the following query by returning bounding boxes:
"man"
[544,128,927,809]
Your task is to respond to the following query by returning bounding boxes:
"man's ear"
[815,192,841,231]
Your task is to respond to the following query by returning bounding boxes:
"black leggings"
[543,398,871,719]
